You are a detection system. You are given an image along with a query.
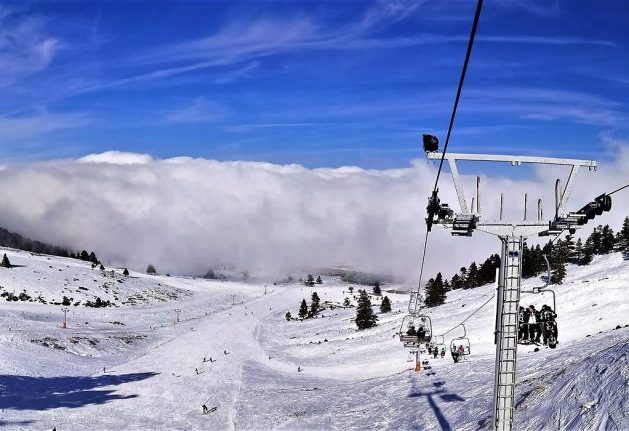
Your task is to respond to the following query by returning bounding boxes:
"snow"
[0,247,627,430]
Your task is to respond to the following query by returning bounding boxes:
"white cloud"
[0,111,90,142]
[0,148,627,281]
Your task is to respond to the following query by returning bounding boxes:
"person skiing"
[540,304,558,345]
[518,306,529,343]
[195,368,199,375]
[202,404,209,414]
[433,347,438,359]
[224,350,229,355]
[297,366,303,372]
[427,344,433,355]
[440,347,445,358]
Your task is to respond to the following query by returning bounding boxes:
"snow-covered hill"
[0,247,627,430]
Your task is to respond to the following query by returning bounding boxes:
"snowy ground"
[0,248,627,430]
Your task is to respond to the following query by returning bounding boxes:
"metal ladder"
[492,236,523,431]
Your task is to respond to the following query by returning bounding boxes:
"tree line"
[424,217,629,308]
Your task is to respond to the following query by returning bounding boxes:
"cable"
[609,183,629,195]
[410,0,484,314]
[439,293,495,337]
[432,0,484,192]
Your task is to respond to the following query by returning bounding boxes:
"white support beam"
[448,158,470,214]
[558,165,579,217]
[427,152,597,168]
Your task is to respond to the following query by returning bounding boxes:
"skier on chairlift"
[528,305,541,343]
[406,325,417,336]
[540,304,558,346]
[451,344,459,363]
[440,347,445,358]
[417,326,426,342]
[427,343,433,355]
[458,344,466,357]
[518,306,530,343]
[433,347,438,359]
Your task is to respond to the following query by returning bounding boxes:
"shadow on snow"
[408,378,465,431]
[0,372,159,411]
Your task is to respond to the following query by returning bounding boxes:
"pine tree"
[355,290,378,330]
[465,262,479,288]
[305,274,315,287]
[425,273,446,307]
[373,281,382,296]
[1,253,12,268]
[589,226,603,254]
[600,225,615,254]
[443,279,451,291]
[146,264,157,275]
[285,311,292,321]
[573,238,583,265]
[380,296,392,313]
[123,268,130,276]
[298,299,308,319]
[343,297,351,307]
[310,292,320,316]
[80,250,90,261]
[564,234,576,263]
[550,239,568,284]
[620,217,629,251]
[89,251,99,265]
[582,237,594,265]
[450,273,461,290]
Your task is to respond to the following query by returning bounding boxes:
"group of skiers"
[406,324,429,342]
[426,343,446,359]
[518,304,558,346]
[450,344,467,363]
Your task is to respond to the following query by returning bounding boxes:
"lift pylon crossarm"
[425,151,597,168]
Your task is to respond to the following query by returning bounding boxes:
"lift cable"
[432,0,484,192]
[609,183,629,196]
[411,0,484,313]
[438,293,495,337]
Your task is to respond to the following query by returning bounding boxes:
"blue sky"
[1,0,629,168]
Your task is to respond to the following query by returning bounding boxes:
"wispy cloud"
[0,8,61,88]
[0,110,90,142]
[165,98,226,124]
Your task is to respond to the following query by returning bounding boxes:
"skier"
[224,350,229,355]
[427,344,433,355]
[528,305,541,343]
[540,304,558,346]
[518,306,529,342]
[406,325,417,336]
[297,366,303,372]
[440,347,445,358]
[433,347,438,359]
[202,404,209,414]
[417,326,426,342]
[458,344,466,358]
[450,344,459,363]
[195,368,199,375]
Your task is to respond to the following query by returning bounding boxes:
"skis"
[202,406,218,415]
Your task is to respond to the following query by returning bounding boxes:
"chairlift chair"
[521,254,556,311]
[399,314,433,347]
[434,334,447,352]
[449,324,471,356]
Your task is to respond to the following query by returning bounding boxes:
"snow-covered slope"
[0,248,627,430]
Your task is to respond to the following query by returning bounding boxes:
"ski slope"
[0,247,627,430]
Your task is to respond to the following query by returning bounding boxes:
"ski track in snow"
[0,248,628,430]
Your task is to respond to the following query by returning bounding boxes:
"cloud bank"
[0,148,627,281]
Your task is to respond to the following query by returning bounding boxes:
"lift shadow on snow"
[407,377,465,431]
[0,372,159,411]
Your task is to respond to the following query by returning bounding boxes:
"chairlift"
[521,254,556,311]
[449,324,471,356]
[434,334,447,353]
[399,314,433,347]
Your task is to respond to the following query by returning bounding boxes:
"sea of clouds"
[0,148,627,282]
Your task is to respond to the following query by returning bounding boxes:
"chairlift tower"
[423,147,597,431]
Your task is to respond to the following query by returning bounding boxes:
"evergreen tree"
[146,264,157,275]
[343,297,351,307]
[443,279,451,291]
[80,250,90,261]
[1,253,11,268]
[620,217,629,251]
[450,273,461,290]
[305,274,315,287]
[600,225,615,254]
[582,237,594,265]
[298,299,308,319]
[425,273,446,307]
[564,234,576,262]
[310,292,320,316]
[380,296,392,313]
[123,268,130,276]
[573,238,584,265]
[373,281,382,296]
[588,226,603,254]
[550,239,568,284]
[355,290,378,330]
[89,251,99,265]
[316,275,323,284]
[348,286,354,293]
[285,311,292,321]
[465,262,479,288]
